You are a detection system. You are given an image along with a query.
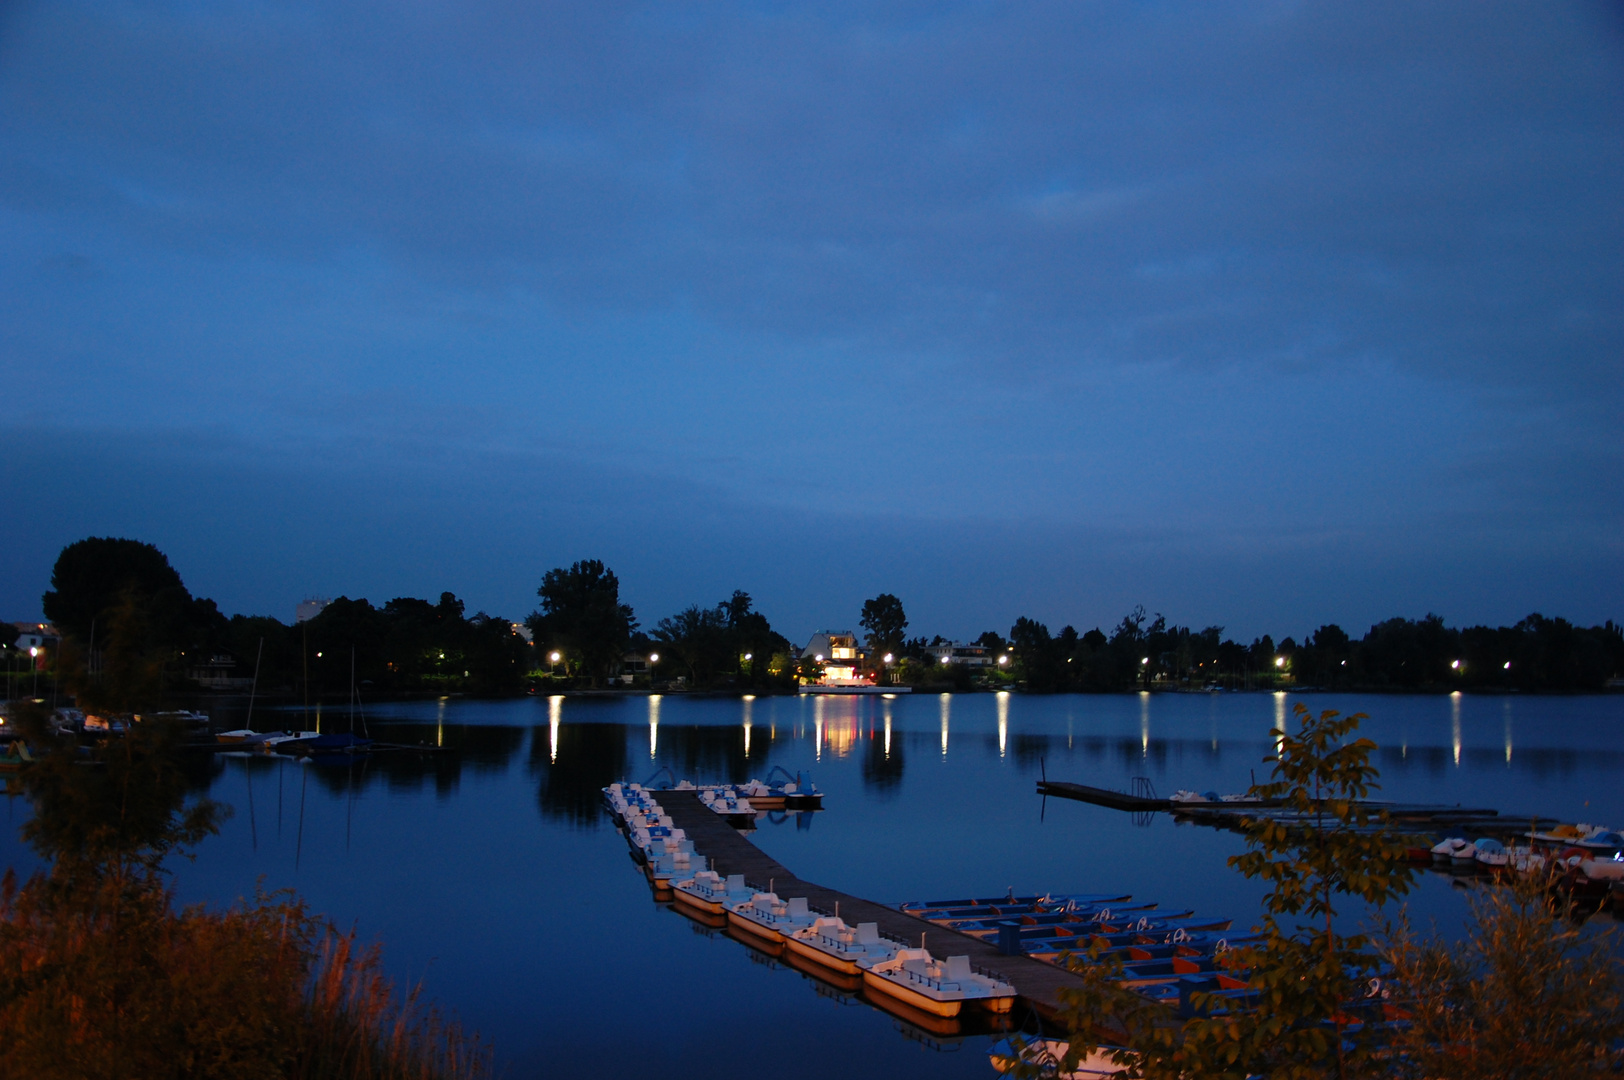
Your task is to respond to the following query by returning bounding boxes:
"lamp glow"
[1275,656,1284,668]
[648,653,659,663]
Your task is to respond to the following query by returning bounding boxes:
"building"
[928,641,993,667]
[295,597,330,624]
[802,631,867,684]
[10,623,58,660]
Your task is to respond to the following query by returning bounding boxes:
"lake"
[4,690,1620,1077]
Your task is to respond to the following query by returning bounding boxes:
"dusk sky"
[2,2,1621,644]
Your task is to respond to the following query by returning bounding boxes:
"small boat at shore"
[672,871,753,915]
[1473,837,1509,869]
[859,948,1016,1017]
[645,837,705,887]
[784,916,898,975]
[216,729,268,745]
[990,1037,1130,1078]
[726,891,816,943]
[1431,837,1471,864]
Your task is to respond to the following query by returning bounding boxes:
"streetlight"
[1450,659,1461,671]
[29,647,39,697]
[744,653,753,661]
[1141,657,1149,666]
[997,655,1009,667]
[649,653,660,663]
[882,653,893,664]
[1503,661,1511,670]
[1274,656,1284,668]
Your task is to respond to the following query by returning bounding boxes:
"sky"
[1,1,1621,645]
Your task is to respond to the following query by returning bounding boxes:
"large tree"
[42,537,193,646]
[859,593,908,675]
[527,560,636,686]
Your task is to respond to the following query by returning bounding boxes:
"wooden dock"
[1036,780,1556,840]
[655,790,1093,1021]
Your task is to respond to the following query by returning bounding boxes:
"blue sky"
[2,1,1621,643]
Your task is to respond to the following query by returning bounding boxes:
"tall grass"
[0,874,490,1080]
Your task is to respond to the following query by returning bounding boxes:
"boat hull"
[672,888,726,915]
[783,935,863,975]
[861,970,963,1017]
[727,911,786,944]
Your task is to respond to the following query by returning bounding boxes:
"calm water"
[4,691,1621,1077]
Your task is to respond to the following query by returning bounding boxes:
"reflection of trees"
[860,728,904,797]
[189,724,528,800]
[530,722,630,829]
[661,724,757,785]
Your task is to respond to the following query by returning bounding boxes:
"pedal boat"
[672,871,752,915]
[859,948,1016,1017]
[784,916,897,975]
[645,838,705,888]
[726,891,816,944]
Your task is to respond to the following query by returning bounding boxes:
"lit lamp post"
[548,650,561,675]
[30,647,39,697]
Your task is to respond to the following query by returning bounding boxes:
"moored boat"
[1473,837,1509,870]
[726,891,816,943]
[989,1037,1130,1078]
[859,948,1017,1017]
[1431,837,1471,864]
[784,916,898,975]
[672,871,752,915]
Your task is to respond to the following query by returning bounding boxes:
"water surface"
[3,691,1619,1077]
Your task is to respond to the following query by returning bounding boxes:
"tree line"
[13,537,1623,709]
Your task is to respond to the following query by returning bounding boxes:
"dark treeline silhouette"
[986,606,1624,693]
[17,537,1624,704]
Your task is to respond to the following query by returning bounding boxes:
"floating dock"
[1037,780,1556,840]
[653,790,1089,1020]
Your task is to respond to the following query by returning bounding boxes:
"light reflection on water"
[0,691,1619,1079]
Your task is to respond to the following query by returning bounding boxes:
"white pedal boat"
[783,916,897,975]
[726,891,815,943]
[672,871,753,915]
[646,838,706,887]
[860,948,1017,1017]
[1431,837,1472,864]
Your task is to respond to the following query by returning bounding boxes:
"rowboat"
[859,948,1016,1017]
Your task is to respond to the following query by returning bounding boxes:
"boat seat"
[788,898,809,917]
[855,923,880,945]
[944,956,973,982]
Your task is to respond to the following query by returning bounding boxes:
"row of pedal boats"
[1430,823,1624,887]
[604,782,1247,1020]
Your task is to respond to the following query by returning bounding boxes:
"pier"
[1037,780,1554,840]
[654,790,1091,1020]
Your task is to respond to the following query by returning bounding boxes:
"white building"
[802,630,865,684]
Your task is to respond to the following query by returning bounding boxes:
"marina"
[4,689,1616,1077]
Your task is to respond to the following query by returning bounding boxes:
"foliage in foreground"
[0,703,489,1080]
[1379,876,1624,1079]
[1042,703,1624,1079]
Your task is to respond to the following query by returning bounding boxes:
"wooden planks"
[656,790,1094,1019]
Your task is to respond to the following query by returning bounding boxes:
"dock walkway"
[657,790,1091,1020]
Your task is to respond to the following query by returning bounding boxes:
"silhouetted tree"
[527,560,637,687]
